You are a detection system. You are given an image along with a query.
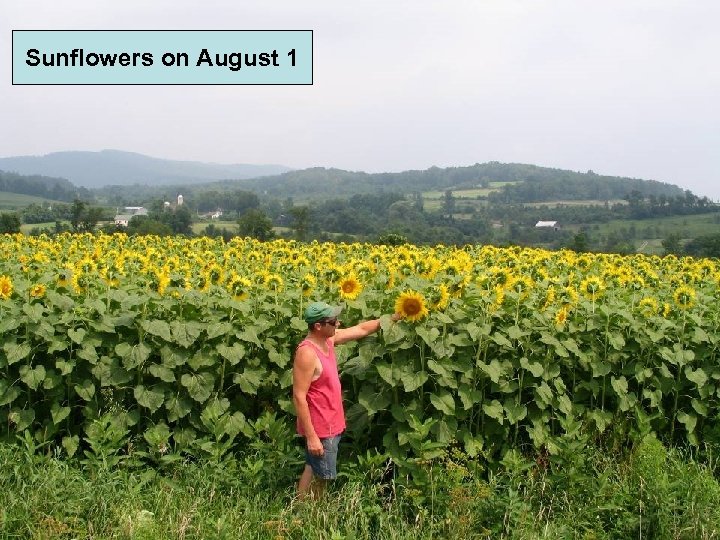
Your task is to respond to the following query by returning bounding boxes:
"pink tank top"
[296,338,346,438]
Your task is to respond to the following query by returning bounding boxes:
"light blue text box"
[12,30,312,85]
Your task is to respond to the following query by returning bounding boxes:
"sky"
[2,0,719,199]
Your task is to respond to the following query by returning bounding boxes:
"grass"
[0,192,66,211]
[191,221,240,235]
[2,434,720,539]
[523,199,628,208]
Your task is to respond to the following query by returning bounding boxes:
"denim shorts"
[305,435,341,479]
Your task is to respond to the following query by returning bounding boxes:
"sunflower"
[395,290,429,322]
[263,273,284,292]
[338,274,362,300]
[428,284,450,311]
[579,276,604,301]
[542,285,556,310]
[554,306,569,326]
[673,285,695,310]
[29,283,46,299]
[226,275,252,301]
[300,273,316,297]
[0,275,13,300]
[149,268,171,296]
[638,297,659,317]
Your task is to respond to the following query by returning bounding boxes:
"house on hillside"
[535,220,560,230]
[114,206,148,227]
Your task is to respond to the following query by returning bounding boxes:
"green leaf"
[268,349,289,368]
[608,333,626,350]
[68,328,86,345]
[206,322,233,340]
[181,372,215,403]
[504,399,527,424]
[74,379,95,401]
[233,367,265,393]
[358,385,391,416]
[375,363,395,385]
[539,333,569,357]
[589,410,613,433]
[677,411,698,434]
[591,360,611,378]
[478,360,504,383]
[148,364,176,383]
[685,367,708,388]
[0,385,21,406]
[188,351,216,370]
[144,422,171,448]
[415,326,441,348]
[491,332,512,348]
[429,391,455,416]
[520,357,544,378]
[225,411,251,439]
[461,432,484,457]
[91,357,131,387]
[19,365,46,390]
[51,403,71,425]
[611,376,628,397]
[115,342,152,369]
[134,385,166,413]
[534,382,553,408]
[401,370,428,393]
[427,359,451,378]
[171,321,203,348]
[8,408,35,431]
[217,343,246,366]
[691,398,708,416]
[55,360,75,375]
[483,400,504,423]
[62,435,79,457]
[4,342,32,365]
[165,394,192,421]
[557,394,573,416]
[457,385,481,410]
[77,345,98,364]
[507,325,528,340]
[142,320,173,342]
[237,328,262,347]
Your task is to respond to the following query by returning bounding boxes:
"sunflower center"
[403,299,421,316]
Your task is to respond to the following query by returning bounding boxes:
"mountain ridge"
[0,150,292,188]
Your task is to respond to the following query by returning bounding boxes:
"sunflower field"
[1,232,719,467]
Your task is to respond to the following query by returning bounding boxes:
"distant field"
[0,191,65,210]
[191,221,240,235]
[523,199,628,208]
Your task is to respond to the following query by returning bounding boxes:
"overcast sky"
[2,0,719,199]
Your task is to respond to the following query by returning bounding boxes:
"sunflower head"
[395,290,429,322]
[226,275,252,301]
[428,284,450,311]
[300,273,316,297]
[580,276,604,300]
[338,274,362,300]
[0,275,13,300]
[638,297,659,317]
[554,306,569,327]
[29,283,46,299]
[673,285,695,310]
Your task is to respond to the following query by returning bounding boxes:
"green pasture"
[0,192,65,211]
[580,212,720,241]
[523,199,628,208]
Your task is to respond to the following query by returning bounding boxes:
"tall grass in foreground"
[1,435,720,539]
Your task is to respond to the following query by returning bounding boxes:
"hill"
[0,150,292,189]
[0,170,91,203]
[0,191,68,211]
[127,162,690,203]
